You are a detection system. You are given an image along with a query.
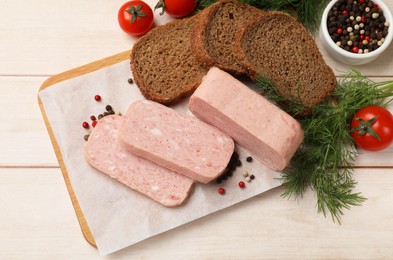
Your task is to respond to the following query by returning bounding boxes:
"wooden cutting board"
[37,50,131,247]
[37,50,393,248]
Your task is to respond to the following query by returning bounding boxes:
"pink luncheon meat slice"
[119,100,235,184]
[189,67,304,171]
[84,115,194,207]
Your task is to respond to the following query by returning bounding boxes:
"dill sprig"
[256,70,393,223]
[256,76,306,115]
[196,0,327,33]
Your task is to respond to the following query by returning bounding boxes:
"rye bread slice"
[234,11,337,109]
[192,0,263,75]
[130,16,208,106]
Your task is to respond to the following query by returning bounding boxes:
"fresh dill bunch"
[334,69,393,108]
[256,70,393,223]
[195,0,327,33]
[284,101,364,223]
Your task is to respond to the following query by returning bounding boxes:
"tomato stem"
[154,0,166,16]
[126,4,148,23]
[351,116,381,141]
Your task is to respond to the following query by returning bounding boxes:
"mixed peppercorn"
[83,95,119,141]
[216,151,241,184]
[217,154,256,195]
[327,0,390,53]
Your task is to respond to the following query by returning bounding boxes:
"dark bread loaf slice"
[192,0,263,75]
[131,16,208,106]
[234,11,337,109]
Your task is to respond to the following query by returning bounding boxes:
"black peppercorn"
[236,159,242,167]
[106,105,113,112]
[216,151,242,184]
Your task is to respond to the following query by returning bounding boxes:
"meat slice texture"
[188,67,304,171]
[119,100,235,184]
[84,115,194,207]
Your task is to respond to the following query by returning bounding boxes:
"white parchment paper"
[39,60,283,255]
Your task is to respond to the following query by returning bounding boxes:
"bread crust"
[191,0,263,75]
[232,13,265,80]
[233,11,337,109]
[191,3,218,68]
[130,16,208,106]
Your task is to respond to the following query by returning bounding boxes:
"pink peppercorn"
[218,187,225,195]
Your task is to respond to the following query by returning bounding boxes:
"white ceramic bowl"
[320,0,393,65]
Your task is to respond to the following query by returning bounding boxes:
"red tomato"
[350,105,393,151]
[155,0,197,18]
[118,1,154,36]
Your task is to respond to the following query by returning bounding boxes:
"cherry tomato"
[118,1,154,36]
[154,0,197,18]
[350,105,393,151]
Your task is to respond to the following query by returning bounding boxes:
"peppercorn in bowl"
[320,0,392,65]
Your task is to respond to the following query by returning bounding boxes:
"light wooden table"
[1,0,393,259]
